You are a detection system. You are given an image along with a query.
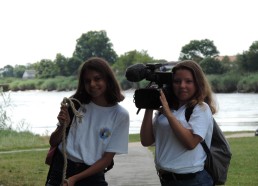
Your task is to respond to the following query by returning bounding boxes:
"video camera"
[125,63,173,113]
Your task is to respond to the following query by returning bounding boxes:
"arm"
[140,109,155,147]
[49,105,71,147]
[65,152,115,186]
[159,90,202,150]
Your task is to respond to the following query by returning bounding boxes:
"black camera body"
[125,63,173,111]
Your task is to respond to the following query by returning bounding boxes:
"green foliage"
[67,56,83,75]
[13,65,26,78]
[237,73,258,92]
[4,77,77,91]
[199,57,226,74]
[1,35,258,93]
[237,41,258,72]
[39,77,77,91]
[1,65,14,77]
[112,50,154,76]
[249,40,258,52]
[8,79,42,91]
[54,53,70,76]
[40,79,58,91]
[180,39,219,62]
[207,73,242,93]
[17,79,36,90]
[209,72,258,93]
[0,130,49,151]
[221,57,238,73]
[55,76,78,91]
[73,30,118,64]
[35,59,58,78]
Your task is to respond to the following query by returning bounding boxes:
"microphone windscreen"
[125,64,147,82]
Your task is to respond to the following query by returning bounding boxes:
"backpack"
[185,106,232,185]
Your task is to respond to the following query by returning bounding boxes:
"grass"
[0,150,47,186]
[227,137,258,185]
[0,131,257,185]
[0,130,49,151]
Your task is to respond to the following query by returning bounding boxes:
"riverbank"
[2,72,258,93]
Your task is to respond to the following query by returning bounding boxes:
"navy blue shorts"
[45,149,107,186]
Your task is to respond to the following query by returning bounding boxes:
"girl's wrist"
[69,175,78,184]
[64,178,69,185]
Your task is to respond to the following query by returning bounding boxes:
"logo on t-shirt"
[99,127,111,140]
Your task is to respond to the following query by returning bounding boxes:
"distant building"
[215,56,237,62]
[22,70,36,79]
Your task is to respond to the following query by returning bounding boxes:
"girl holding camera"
[140,60,217,186]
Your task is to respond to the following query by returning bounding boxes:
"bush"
[208,73,241,93]
[238,73,258,92]
[40,79,58,91]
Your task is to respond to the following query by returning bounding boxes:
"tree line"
[0,30,258,92]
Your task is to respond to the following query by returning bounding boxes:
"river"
[1,90,258,135]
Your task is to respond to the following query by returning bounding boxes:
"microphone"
[125,64,147,82]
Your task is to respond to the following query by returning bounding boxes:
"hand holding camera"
[125,63,173,113]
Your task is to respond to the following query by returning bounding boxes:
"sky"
[0,0,257,68]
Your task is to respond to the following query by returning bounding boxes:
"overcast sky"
[0,0,257,68]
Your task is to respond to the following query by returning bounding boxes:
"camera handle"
[136,81,157,115]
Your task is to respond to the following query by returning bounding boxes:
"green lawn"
[0,131,257,186]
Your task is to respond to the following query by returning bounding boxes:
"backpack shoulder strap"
[185,105,211,154]
[201,140,211,154]
[185,106,194,122]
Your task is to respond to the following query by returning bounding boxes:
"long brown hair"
[72,57,124,104]
[171,60,217,114]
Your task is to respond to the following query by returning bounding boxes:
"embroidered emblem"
[99,127,111,140]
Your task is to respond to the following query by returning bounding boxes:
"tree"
[199,57,225,74]
[112,50,154,76]
[179,39,219,62]
[67,56,83,76]
[237,41,258,72]
[13,65,26,78]
[73,30,118,64]
[112,50,154,90]
[249,40,258,52]
[35,59,58,78]
[54,53,69,76]
[1,65,14,77]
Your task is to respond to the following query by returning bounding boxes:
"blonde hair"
[172,60,217,114]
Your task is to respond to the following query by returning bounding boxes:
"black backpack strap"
[185,106,194,122]
[185,105,211,155]
[201,140,211,155]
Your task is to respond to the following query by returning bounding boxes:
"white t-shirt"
[153,103,213,174]
[59,101,130,165]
